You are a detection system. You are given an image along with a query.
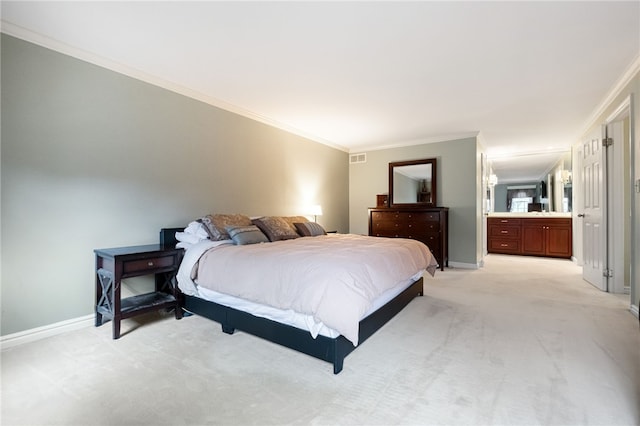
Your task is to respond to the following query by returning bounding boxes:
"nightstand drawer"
[123,255,175,274]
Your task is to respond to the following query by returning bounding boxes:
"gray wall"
[1,35,349,335]
[349,138,480,267]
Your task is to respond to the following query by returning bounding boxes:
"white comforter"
[177,233,437,345]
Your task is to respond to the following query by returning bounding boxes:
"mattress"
[190,270,424,339]
[177,233,436,344]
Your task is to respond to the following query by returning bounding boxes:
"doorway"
[579,96,633,300]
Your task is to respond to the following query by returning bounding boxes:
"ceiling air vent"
[350,153,367,164]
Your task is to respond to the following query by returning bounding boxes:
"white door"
[581,127,607,291]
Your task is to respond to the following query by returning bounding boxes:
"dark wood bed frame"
[160,227,424,374]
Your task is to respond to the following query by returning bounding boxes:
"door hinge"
[602,138,613,147]
[603,269,613,278]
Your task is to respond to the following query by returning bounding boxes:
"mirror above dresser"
[389,158,437,208]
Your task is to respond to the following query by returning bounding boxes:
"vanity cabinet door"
[521,222,545,255]
[521,218,572,258]
[545,220,572,258]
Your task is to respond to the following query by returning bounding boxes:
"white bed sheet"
[190,270,424,340]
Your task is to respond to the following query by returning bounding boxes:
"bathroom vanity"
[487,213,572,259]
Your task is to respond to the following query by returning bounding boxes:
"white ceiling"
[2,1,639,182]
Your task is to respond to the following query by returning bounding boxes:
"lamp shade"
[309,205,323,216]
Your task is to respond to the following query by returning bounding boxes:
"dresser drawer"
[418,234,440,249]
[123,255,176,274]
[408,221,440,233]
[405,211,441,223]
[371,211,409,221]
[372,220,406,234]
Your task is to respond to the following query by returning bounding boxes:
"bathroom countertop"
[488,212,572,218]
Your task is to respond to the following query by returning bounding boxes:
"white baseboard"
[1,314,94,350]
[630,304,639,319]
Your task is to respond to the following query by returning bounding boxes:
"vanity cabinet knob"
[147,261,154,267]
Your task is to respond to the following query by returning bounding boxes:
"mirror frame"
[389,158,437,208]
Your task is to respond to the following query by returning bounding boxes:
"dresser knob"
[148,261,154,266]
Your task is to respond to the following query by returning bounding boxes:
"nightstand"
[94,244,183,339]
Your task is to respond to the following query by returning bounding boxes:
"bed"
[162,214,438,374]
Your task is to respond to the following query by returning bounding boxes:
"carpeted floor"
[2,254,639,425]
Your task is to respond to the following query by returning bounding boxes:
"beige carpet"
[2,254,639,425]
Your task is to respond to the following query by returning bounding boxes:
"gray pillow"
[198,214,253,241]
[226,225,269,245]
[294,222,327,237]
[252,216,300,241]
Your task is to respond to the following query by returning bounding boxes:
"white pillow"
[184,221,210,240]
[175,231,201,245]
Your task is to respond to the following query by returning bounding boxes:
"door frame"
[605,96,632,295]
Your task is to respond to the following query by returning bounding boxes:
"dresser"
[368,207,449,271]
[487,216,572,258]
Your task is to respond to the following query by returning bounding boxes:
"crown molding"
[0,21,349,153]
[579,54,640,138]
[351,131,480,154]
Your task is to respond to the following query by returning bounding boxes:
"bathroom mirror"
[389,158,437,207]
[488,151,572,213]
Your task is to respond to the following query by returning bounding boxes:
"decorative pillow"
[252,216,300,241]
[281,216,310,233]
[294,222,327,237]
[226,225,269,245]
[198,214,252,241]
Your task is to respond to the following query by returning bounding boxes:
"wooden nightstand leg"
[112,277,122,340]
[156,271,183,320]
[112,318,121,340]
[95,272,104,327]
